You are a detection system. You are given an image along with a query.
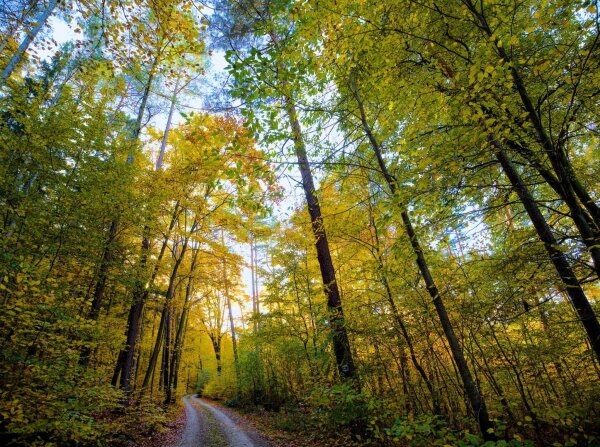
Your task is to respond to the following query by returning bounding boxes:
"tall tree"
[217,0,357,381]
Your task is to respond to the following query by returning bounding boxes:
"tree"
[217,0,358,382]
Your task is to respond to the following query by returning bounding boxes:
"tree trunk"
[141,227,191,399]
[226,274,240,384]
[1,0,58,82]
[285,101,357,381]
[172,312,188,397]
[463,0,600,276]
[162,306,171,395]
[222,232,240,385]
[351,81,494,439]
[210,336,223,376]
[250,237,258,333]
[367,194,441,413]
[168,248,198,403]
[494,146,600,359]
[264,27,356,381]
[155,78,179,169]
[253,238,260,319]
[141,304,166,395]
[115,201,180,392]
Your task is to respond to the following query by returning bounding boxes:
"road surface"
[178,395,271,447]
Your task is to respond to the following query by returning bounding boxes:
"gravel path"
[177,396,271,447]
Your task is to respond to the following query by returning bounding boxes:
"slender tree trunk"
[132,307,147,392]
[127,62,157,161]
[166,308,182,398]
[115,200,179,388]
[367,196,441,413]
[156,78,179,169]
[222,231,240,385]
[162,307,172,394]
[249,235,260,334]
[140,228,190,396]
[172,313,188,397]
[141,305,166,395]
[250,237,258,333]
[494,146,600,359]
[463,0,600,276]
[162,230,194,403]
[141,228,191,399]
[168,249,198,402]
[253,239,260,319]
[79,218,119,367]
[351,81,494,439]
[226,279,239,380]
[1,0,58,82]
[285,101,357,380]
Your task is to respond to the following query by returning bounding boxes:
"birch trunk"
[1,0,58,82]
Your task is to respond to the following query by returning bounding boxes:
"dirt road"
[177,396,271,447]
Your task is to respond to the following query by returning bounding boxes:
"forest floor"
[137,396,331,447]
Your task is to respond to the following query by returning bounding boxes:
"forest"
[1,0,599,446]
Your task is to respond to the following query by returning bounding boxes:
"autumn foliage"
[1,1,600,446]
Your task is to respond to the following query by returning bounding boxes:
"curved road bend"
[178,395,270,447]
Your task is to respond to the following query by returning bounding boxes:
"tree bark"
[1,0,58,82]
[494,146,600,359]
[210,335,223,376]
[463,0,600,276]
[351,80,494,439]
[285,101,357,381]
[168,248,198,402]
[222,230,240,385]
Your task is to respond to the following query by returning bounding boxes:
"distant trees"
[0,2,275,442]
